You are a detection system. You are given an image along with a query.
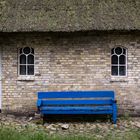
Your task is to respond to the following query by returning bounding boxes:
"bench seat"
[40,106,113,114]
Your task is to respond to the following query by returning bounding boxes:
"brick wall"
[1,32,140,115]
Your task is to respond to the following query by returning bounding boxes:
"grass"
[0,125,140,140]
[0,127,90,140]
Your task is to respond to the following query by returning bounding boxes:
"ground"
[0,113,140,140]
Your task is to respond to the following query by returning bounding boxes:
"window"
[111,47,127,76]
[19,47,34,75]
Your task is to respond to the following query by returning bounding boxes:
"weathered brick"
[0,33,140,115]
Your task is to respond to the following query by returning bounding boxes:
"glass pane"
[20,55,26,64]
[28,55,34,64]
[123,48,126,55]
[27,65,34,75]
[112,55,118,64]
[119,66,126,76]
[23,47,30,54]
[111,48,114,55]
[112,66,118,76]
[115,47,122,55]
[31,48,34,54]
[20,65,26,75]
[119,55,126,64]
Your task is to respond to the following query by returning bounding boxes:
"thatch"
[0,0,140,32]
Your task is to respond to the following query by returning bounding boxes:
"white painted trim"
[111,47,127,77]
[0,46,2,110]
[18,47,35,76]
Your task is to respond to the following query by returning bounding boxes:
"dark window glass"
[115,47,122,55]
[23,47,30,54]
[20,65,26,75]
[119,66,126,76]
[119,55,125,64]
[112,55,118,64]
[112,66,118,76]
[28,55,34,64]
[27,65,34,75]
[20,55,26,64]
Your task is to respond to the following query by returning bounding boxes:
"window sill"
[110,76,128,83]
[17,76,35,81]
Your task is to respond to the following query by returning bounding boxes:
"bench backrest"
[37,91,115,106]
[38,91,115,99]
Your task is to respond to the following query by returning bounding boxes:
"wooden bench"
[37,91,117,124]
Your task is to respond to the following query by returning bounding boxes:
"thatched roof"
[0,0,140,32]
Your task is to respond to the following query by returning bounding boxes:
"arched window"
[19,47,34,75]
[111,47,127,76]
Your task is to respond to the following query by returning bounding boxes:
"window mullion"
[118,55,119,76]
[26,55,28,75]
[19,50,20,75]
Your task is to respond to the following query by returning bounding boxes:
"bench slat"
[41,99,114,105]
[41,106,112,111]
[41,110,113,115]
[38,91,115,99]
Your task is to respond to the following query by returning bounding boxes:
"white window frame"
[0,46,2,110]
[111,47,127,77]
[18,47,35,76]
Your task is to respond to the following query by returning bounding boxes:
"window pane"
[112,55,118,64]
[20,55,26,64]
[23,47,30,54]
[20,65,26,75]
[112,66,118,76]
[119,55,126,64]
[119,66,126,76]
[115,47,122,55]
[27,65,34,75]
[28,55,34,64]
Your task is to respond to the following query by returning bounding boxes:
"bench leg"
[112,103,117,124]
[112,113,117,124]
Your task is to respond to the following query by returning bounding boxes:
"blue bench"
[37,91,117,124]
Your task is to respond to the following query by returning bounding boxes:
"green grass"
[0,126,140,140]
[0,126,92,140]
